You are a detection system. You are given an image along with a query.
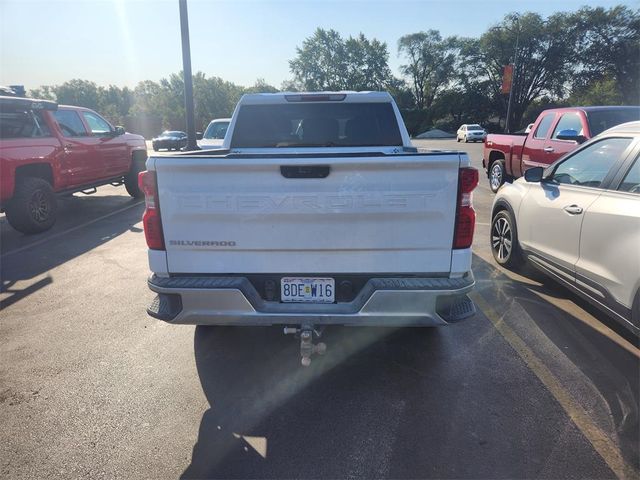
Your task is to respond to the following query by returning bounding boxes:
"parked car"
[483,106,640,193]
[457,124,487,143]
[151,131,187,151]
[0,96,147,233]
[490,121,640,335]
[140,91,479,365]
[198,118,230,150]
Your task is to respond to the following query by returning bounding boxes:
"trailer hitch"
[283,325,326,366]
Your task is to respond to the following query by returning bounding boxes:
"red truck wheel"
[5,177,57,234]
[489,160,506,193]
[125,154,146,198]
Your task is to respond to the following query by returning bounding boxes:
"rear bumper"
[146,273,476,326]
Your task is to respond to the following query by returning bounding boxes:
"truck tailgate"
[154,153,461,274]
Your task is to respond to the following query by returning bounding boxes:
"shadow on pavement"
[471,253,639,471]
[183,300,625,480]
[184,325,415,479]
[182,252,639,479]
[0,193,144,309]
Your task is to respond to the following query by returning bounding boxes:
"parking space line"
[471,292,637,480]
[1,201,143,259]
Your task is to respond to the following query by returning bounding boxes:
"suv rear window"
[230,102,403,148]
[0,109,51,138]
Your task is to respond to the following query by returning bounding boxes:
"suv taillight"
[138,170,165,250]
[453,167,479,249]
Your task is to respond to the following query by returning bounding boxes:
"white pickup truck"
[140,92,479,365]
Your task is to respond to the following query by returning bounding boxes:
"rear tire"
[489,160,506,193]
[490,209,524,270]
[125,153,146,198]
[5,177,57,234]
[632,290,640,330]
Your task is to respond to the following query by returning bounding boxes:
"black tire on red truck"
[5,177,58,234]
[124,152,146,198]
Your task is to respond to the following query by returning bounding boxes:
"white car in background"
[198,117,230,149]
[457,124,487,143]
[490,121,640,335]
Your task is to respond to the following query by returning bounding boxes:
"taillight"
[453,167,479,249]
[138,170,165,250]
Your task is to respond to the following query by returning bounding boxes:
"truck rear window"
[230,103,403,148]
[0,109,51,139]
[587,108,640,136]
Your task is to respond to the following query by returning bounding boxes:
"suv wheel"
[491,209,524,270]
[489,160,506,193]
[125,153,146,198]
[6,177,57,234]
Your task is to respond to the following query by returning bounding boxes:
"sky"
[0,0,635,91]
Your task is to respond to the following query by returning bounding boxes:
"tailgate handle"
[281,165,330,179]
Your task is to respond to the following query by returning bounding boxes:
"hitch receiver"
[284,325,326,366]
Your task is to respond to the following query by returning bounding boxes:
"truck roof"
[238,91,394,105]
[542,105,639,114]
[0,95,58,111]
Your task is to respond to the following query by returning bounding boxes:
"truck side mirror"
[114,126,126,136]
[196,131,203,140]
[556,129,587,144]
[524,166,544,183]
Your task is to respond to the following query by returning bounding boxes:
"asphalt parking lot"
[1,139,638,479]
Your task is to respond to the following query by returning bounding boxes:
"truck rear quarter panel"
[484,134,525,177]
[0,137,64,201]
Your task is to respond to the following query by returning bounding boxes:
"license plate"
[281,277,335,303]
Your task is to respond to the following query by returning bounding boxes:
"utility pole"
[179,0,198,150]
[504,15,520,133]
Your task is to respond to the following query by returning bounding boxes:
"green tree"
[567,77,624,106]
[398,30,457,110]
[571,5,640,104]
[386,77,415,110]
[462,12,578,131]
[52,79,103,111]
[193,73,244,129]
[28,85,56,100]
[243,78,279,94]
[289,28,393,91]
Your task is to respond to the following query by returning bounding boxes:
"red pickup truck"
[482,106,640,192]
[0,96,147,233]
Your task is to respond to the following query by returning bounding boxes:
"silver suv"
[490,121,640,335]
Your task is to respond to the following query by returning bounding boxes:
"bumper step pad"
[437,295,476,322]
